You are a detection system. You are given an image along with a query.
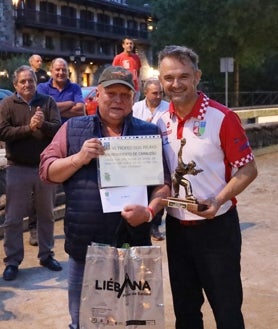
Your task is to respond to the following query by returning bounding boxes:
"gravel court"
[0,150,277,329]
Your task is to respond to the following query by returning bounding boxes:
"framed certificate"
[98,135,164,188]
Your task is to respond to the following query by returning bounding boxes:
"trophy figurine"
[162,138,207,211]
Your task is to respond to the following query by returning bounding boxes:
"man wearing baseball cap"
[98,65,136,91]
[39,65,171,329]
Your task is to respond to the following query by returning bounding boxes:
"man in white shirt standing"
[133,78,169,240]
[133,78,169,123]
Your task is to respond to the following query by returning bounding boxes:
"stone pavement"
[0,150,277,329]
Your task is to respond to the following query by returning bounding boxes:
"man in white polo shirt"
[157,45,258,329]
[133,78,169,241]
[133,78,169,123]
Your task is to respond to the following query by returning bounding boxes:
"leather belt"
[179,219,207,226]
[172,206,236,227]
[167,213,208,226]
[7,160,37,167]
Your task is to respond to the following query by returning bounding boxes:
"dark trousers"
[152,208,164,227]
[166,207,245,329]
[4,165,56,265]
[28,193,37,230]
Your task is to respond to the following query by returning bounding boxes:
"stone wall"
[244,122,278,149]
[0,1,14,44]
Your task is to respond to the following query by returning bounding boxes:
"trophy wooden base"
[161,197,207,212]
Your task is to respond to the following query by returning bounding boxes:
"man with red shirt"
[112,36,142,102]
[157,45,258,329]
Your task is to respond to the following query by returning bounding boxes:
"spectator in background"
[133,78,169,241]
[28,54,50,246]
[29,54,49,84]
[37,58,85,123]
[132,78,169,122]
[112,36,142,102]
[0,65,62,281]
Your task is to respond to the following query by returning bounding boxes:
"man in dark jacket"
[28,54,50,246]
[40,66,171,329]
[0,65,62,281]
[29,54,49,83]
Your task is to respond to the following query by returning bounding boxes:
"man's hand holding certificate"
[98,135,163,187]
[98,135,164,212]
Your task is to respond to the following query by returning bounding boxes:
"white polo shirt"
[157,92,254,221]
[132,98,169,123]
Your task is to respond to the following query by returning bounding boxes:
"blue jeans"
[166,207,245,329]
[68,257,85,329]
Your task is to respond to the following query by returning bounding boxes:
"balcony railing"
[15,9,149,40]
[206,91,278,108]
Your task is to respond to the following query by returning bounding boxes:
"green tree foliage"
[0,54,29,90]
[147,0,278,91]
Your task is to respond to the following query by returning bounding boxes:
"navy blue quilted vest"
[63,113,159,261]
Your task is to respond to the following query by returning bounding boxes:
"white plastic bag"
[80,244,165,329]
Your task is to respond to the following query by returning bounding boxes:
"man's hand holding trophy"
[161,138,207,212]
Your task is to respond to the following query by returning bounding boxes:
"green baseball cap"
[98,66,135,91]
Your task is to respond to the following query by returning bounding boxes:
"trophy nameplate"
[161,197,207,212]
[163,138,207,212]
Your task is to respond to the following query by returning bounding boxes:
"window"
[113,17,125,34]
[97,13,110,33]
[23,33,32,47]
[80,10,95,30]
[60,37,73,52]
[140,22,147,31]
[83,41,95,54]
[127,20,138,38]
[61,5,76,27]
[97,41,111,56]
[127,19,137,30]
[25,0,36,10]
[45,36,54,50]
[39,1,57,24]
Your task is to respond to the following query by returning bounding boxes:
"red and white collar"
[169,92,210,122]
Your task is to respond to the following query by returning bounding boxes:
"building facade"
[0,0,154,86]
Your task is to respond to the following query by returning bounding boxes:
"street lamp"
[147,16,153,31]
[70,47,86,86]
[12,0,20,10]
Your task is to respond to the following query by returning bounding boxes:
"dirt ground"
[0,150,277,329]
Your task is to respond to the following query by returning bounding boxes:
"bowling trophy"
[162,138,207,212]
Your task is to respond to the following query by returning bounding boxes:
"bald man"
[29,54,49,83]
[37,57,85,123]
[133,78,169,241]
